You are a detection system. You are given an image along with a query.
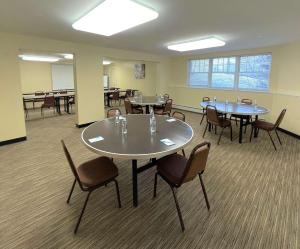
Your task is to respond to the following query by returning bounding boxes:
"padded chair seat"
[218,118,231,128]
[252,120,274,131]
[157,153,187,185]
[77,157,118,187]
[132,108,143,114]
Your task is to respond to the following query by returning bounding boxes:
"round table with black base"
[81,114,194,207]
[200,101,269,143]
[130,96,166,114]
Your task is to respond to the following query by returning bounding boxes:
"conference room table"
[130,96,166,114]
[23,92,75,114]
[200,101,269,143]
[81,114,194,207]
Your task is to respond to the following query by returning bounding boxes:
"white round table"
[200,101,269,143]
[81,114,194,206]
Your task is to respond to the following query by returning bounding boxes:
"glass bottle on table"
[149,107,156,134]
[115,109,120,124]
[122,118,127,134]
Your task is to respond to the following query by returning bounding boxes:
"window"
[188,53,272,91]
[188,59,209,87]
[239,54,272,91]
[212,57,236,88]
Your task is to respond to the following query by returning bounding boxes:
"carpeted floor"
[0,107,299,249]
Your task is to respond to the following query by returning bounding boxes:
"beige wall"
[164,43,300,135]
[0,32,166,142]
[19,61,52,93]
[104,61,158,96]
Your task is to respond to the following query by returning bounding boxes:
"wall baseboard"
[76,122,95,128]
[173,104,203,114]
[0,136,27,146]
[278,128,300,140]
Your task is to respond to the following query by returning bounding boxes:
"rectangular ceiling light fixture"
[167,38,225,52]
[19,55,60,62]
[72,0,159,36]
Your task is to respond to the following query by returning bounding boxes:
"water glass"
[122,118,127,134]
[115,110,120,124]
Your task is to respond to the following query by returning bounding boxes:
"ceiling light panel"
[167,38,225,52]
[19,55,60,62]
[72,0,159,36]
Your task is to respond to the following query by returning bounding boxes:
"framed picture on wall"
[134,63,145,79]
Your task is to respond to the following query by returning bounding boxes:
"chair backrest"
[112,91,119,100]
[61,140,84,190]
[164,99,173,113]
[107,108,122,118]
[125,89,132,97]
[44,96,55,106]
[181,142,211,184]
[202,96,210,102]
[172,111,185,121]
[23,98,27,110]
[124,98,133,114]
[206,105,220,125]
[274,109,287,129]
[241,98,252,105]
[35,91,44,96]
[163,93,170,100]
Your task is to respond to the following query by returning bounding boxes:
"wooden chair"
[163,93,170,100]
[250,109,286,151]
[153,142,211,231]
[124,98,143,114]
[23,98,28,119]
[119,89,132,103]
[61,140,121,234]
[154,99,173,116]
[203,105,232,145]
[107,108,122,118]
[33,91,45,109]
[41,96,56,117]
[200,97,210,125]
[172,111,186,157]
[68,96,75,113]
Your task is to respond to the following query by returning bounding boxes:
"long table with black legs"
[81,114,194,207]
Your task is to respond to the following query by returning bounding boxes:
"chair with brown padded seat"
[153,93,170,112]
[124,98,143,114]
[154,99,173,116]
[200,96,210,125]
[61,140,121,234]
[153,142,211,231]
[203,105,232,145]
[250,109,286,151]
[172,111,186,157]
[33,91,45,109]
[119,89,132,103]
[109,90,121,106]
[107,108,122,118]
[163,93,169,100]
[41,95,56,117]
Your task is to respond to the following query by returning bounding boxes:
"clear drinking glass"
[115,110,120,124]
[150,116,156,134]
[122,118,127,134]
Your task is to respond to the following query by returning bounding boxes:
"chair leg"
[275,129,282,145]
[113,179,122,208]
[181,149,186,157]
[200,113,205,125]
[74,191,92,234]
[202,123,208,138]
[153,172,158,198]
[215,126,217,134]
[217,127,224,145]
[198,174,210,210]
[230,126,233,141]
[170,186,185,232]
[250,126,254,142]
[267,131,277,151]
[67,179,76,204]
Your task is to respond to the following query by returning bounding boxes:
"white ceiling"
[0,0,300,55]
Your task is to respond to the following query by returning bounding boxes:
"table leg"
[66,96,70,114]
[107,93,111,107]
[132,159,138,207]
[146,105,150,114]
[254,115,259,137]
[239,117,243,143]
[55,97,61,114]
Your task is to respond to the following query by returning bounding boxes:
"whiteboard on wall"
[103,75,109,88]
[51,64,74,90]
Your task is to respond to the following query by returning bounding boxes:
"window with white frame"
[188,59,209,87]
[188,54,272,91]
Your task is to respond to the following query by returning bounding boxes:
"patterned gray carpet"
[0,107,299,249]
